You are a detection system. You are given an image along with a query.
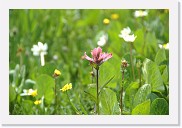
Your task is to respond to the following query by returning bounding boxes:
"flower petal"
[83,52,94,62]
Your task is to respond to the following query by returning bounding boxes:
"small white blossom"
[31,42,48,66]
[31,42,48,56]
[119,27,137,42]
[119,27,131,38]
[134,10,148,18]
[97,34,108,47]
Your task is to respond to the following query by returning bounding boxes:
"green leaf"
[99,75,115,95]
[150,98,169,115]
[35,74,55,104]
[99,54,122,88]
[142,58,165,92]
[100,88,120,115]
[24,79,36,89]
[9,86,16,102]
[147,93,159,102]
[161,66,169,85]
[22,100,33,114]
[133,84,151,108]
[124,82,139,111]
[155,49,166,65]
[84,90,96,103]
[132,99,151,115]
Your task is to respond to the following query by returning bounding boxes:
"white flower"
[31,42,48,66]
[31,42,48,56]
[134,10,148,18]
[97,34,108,47]
[119,27,137,42]
[20,89,37,97]
[159,43,169,49]
[119,27,131,38]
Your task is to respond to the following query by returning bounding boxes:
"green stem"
[120,71,124,115]
[19,53,23,67]
[66,92,80,114]
[137,67,141,87]
[96,68,100,115]
[54,79,57,114]
[130,42,135,81]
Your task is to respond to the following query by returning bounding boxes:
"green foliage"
[124,82,139,111]
[150,98,169,115]
[132,99,151,115]
[133,84,151,108]
[35,74,55,105]
[9,86,16,102]
[155,49,167,65]
[100,88,120,115]
[142,58,165,92]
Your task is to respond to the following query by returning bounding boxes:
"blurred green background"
[9,9,169,115]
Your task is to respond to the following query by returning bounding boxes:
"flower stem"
[40,52,45,66]
[96,68,100,115]
[120,71,124,114]
[54,79,57,114]
[66,91,80,114]
[130,42,135,81]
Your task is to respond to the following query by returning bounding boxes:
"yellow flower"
[103,18,110,25]
[60,83,72,92]
[111,13,119,20]
[53,69,61,77]
[34,100,41,105]
[28,89,37,97]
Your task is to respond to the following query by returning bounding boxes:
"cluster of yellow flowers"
[60,83,72,92]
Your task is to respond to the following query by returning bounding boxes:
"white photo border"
[0,0,179,125]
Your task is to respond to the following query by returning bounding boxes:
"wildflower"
[103,18,110,25]
[121,59,129,68]
[53,69,61,77]
[97,34,108,47]
[134,10,148,18]
[121,59,129,73]
[119,27,137,42]
[158,43,169,49]
[83,47,112,69]
[20,89,37,97]
[31,42,48,66]
[34,100,41,105]
[111,13,119,20]
[31,42,48,56]
[60,83,72,92]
